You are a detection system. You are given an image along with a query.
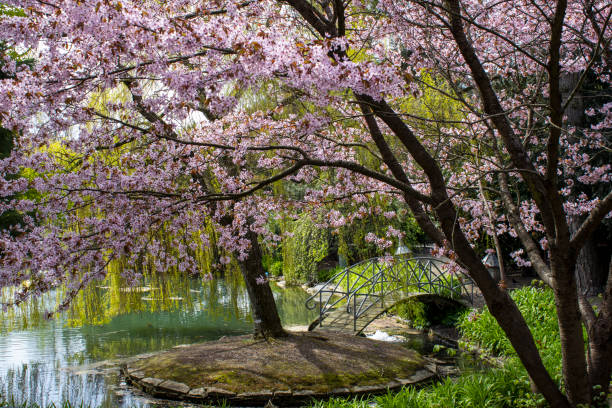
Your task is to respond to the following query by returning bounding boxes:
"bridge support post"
[346,272,351,313]
[319,290,323,327]
[381,268,385,309]
[353,293,357,332]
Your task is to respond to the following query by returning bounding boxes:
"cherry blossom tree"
[0,0,611,406]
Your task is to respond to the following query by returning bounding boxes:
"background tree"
[0,5,35,237]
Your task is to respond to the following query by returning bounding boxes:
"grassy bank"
[312,284,604,408]
[0,399,90,408]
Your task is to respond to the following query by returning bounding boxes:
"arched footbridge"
[305,256,475,335]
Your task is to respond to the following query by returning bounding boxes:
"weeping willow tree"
[282,214,329,285]
[334,195,425,266]
[265,193,425,284]
[63,210,243,328]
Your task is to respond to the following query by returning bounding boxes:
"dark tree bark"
[239,226,287,339]
[561,72,608,296]
[585,264,612,404]
[570,216,608,295]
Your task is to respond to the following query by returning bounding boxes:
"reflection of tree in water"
[0,289,58,332]
[66,258,205,327]
[1,260,316,338]
[1,363,142,408]
[73,268,256,361]
[1,213,314,334]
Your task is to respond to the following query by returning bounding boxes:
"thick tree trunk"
[239,228,287,339]
[433,198,572,408]
[586,263,612,405]
[569,217,607,296]
[550,250,591,406]
[561,72,606,296]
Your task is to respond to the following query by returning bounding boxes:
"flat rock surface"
[126,331,433,405]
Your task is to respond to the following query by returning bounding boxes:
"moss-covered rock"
[125,331,433,406]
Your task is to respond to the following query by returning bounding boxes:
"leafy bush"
[268,260,283,277]
[458,284,575,390]
[392,299,428,329]
[458,284,561,358]
[317,265,342,283]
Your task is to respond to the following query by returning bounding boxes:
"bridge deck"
[317,305,384,334]
[309,292,470,334]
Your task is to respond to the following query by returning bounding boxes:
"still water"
[0,275,319,407]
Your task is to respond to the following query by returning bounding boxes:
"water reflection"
[0,274,318,407]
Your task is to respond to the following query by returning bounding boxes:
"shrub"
[269,260,283,277]
[317,265,342,283]
[391,299,428,329]
[458,284,561,357]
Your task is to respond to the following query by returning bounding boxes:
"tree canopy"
[0,1,611,406]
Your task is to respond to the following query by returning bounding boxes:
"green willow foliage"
[337,204,424,265]
[63,220,238,328]
[282,215,329,285]
[272,199,425,285]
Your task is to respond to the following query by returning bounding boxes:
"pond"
[0,274,319,407]
[0,274,478,407]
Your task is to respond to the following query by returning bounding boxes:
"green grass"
[0,396,229,408]
[310,358,543,408]
[0,398,91,408]
[310,284,599,408]
[374,358,545,408]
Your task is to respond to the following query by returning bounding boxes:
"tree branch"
[498,171,553,286]
[570,191,612,254]
[444,0,555,233]
[281,0,336,37]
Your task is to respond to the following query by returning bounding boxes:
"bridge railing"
[346,262,390,331]
[305,256,475,332]
[305,257,385,326]
[394,257,475,301]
